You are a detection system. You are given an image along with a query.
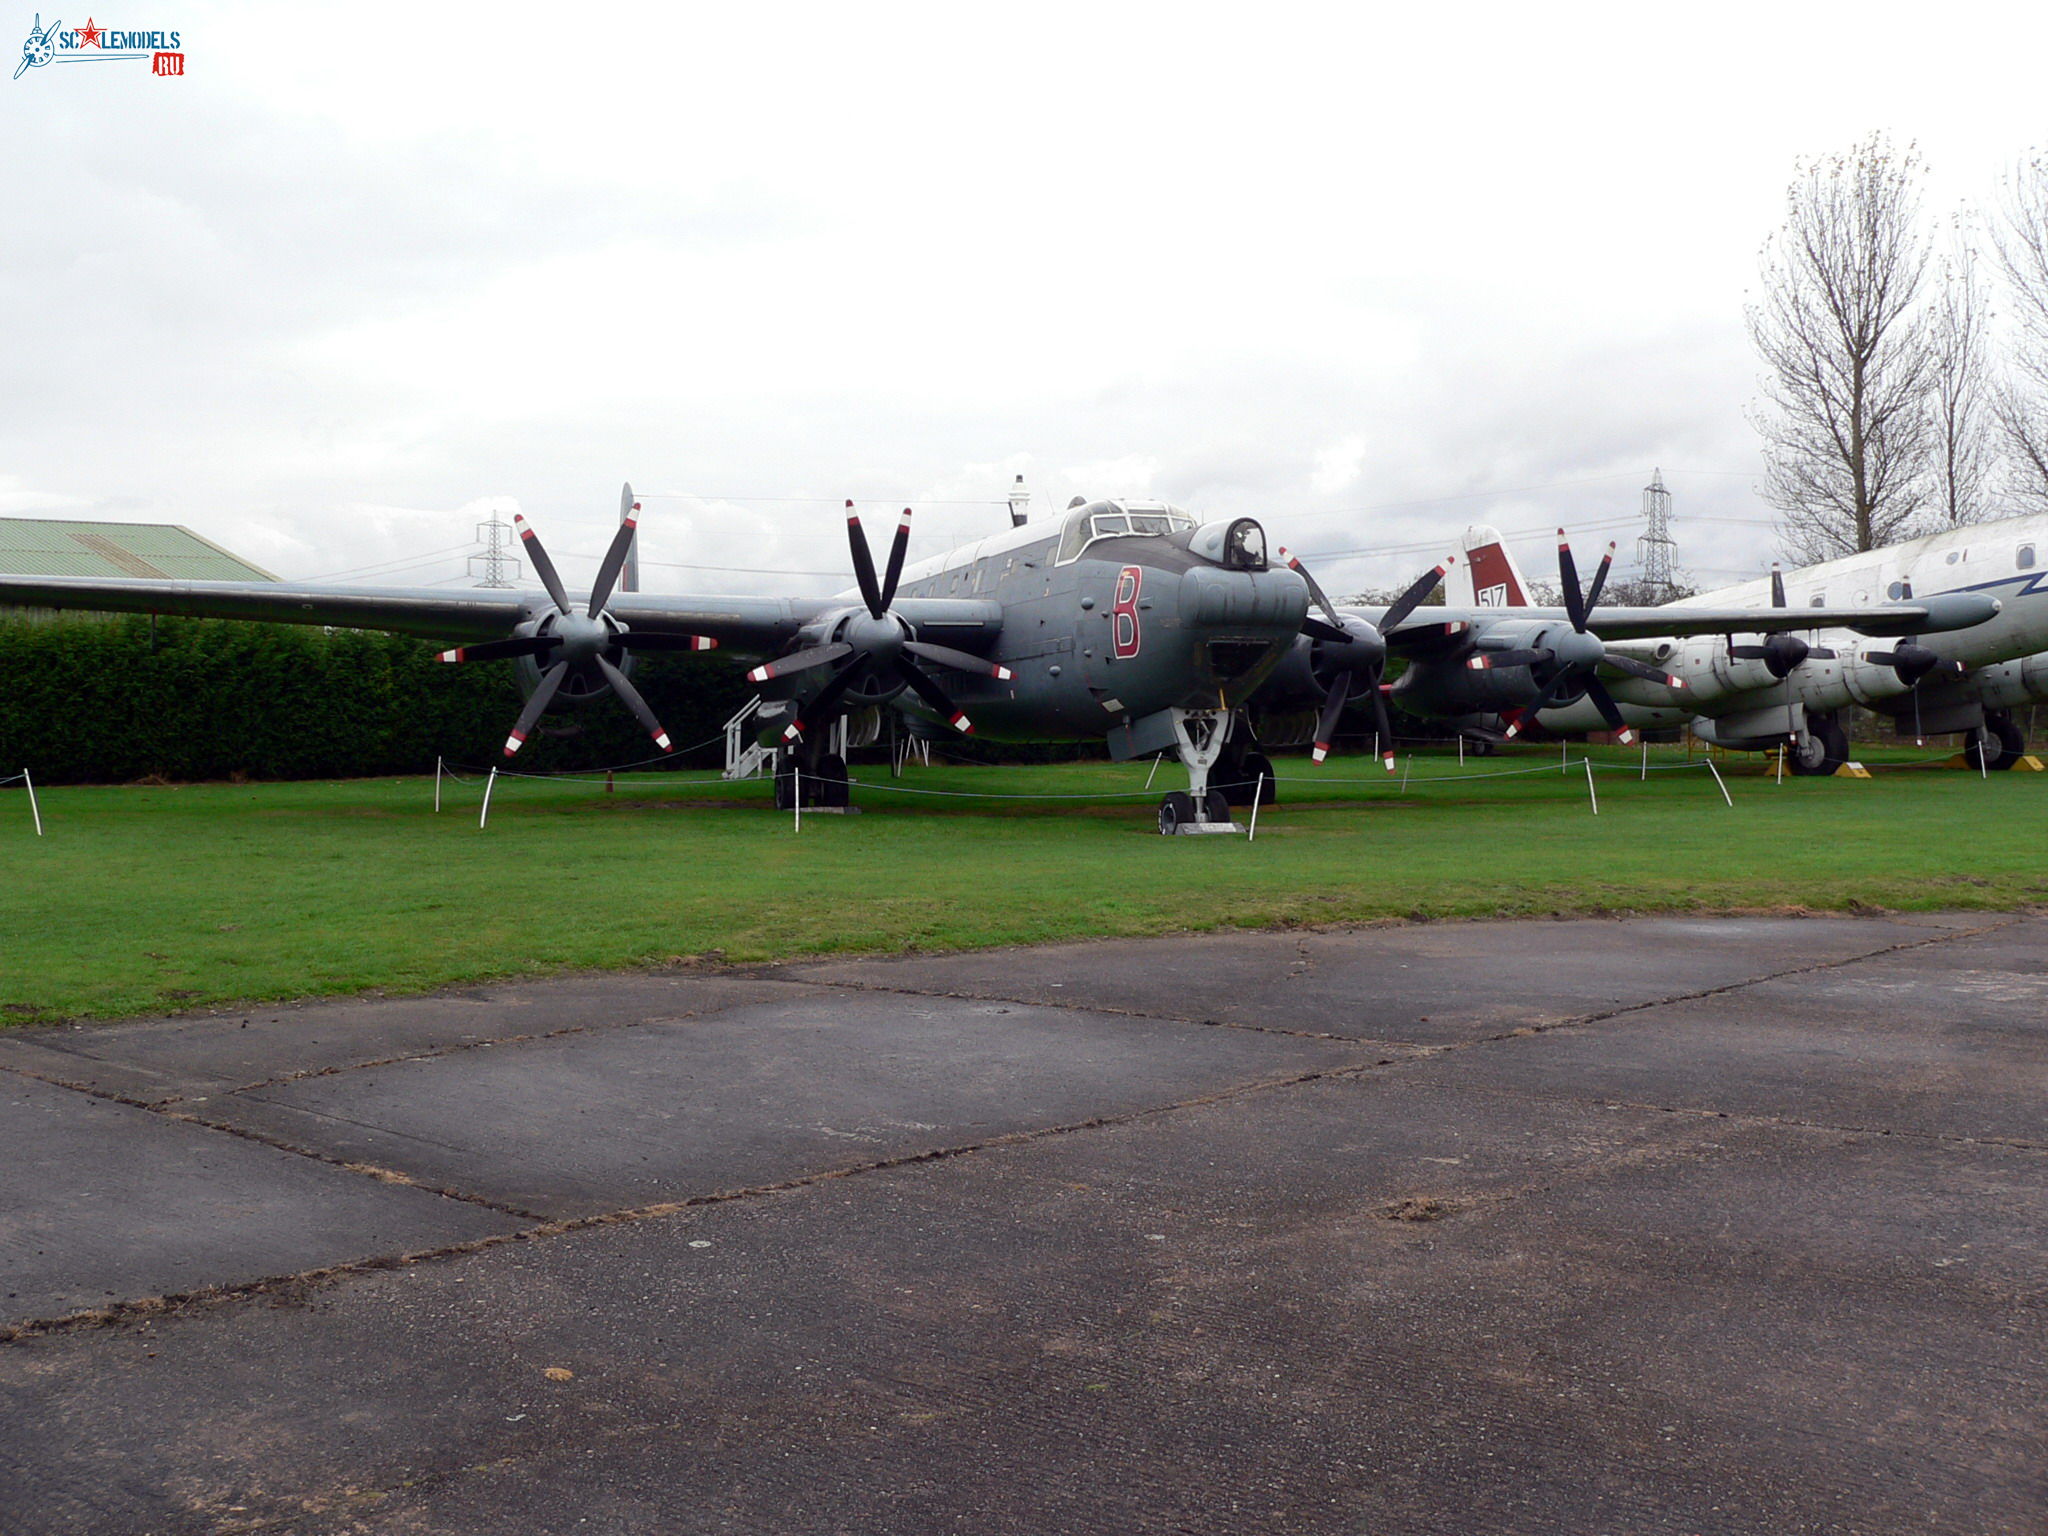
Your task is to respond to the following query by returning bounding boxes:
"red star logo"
[76,18,103,46]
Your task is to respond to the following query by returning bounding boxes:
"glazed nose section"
[1178,564,1310,632]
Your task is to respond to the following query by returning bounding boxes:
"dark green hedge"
[0,615,753,784]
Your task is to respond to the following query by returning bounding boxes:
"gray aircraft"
[0,486,1998,831]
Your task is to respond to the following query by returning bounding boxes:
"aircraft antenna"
[469,513,521,588]
[1636,468,1677,600]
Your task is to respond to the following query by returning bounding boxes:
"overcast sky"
[5,2,2046,600]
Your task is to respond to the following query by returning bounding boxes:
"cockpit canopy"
[1053,499,1198,564]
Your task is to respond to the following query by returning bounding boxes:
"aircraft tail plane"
[1445,524,1535,608]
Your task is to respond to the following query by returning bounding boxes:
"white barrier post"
[1640,738,1648,781]
[1458,734,1465,766]
[1776,743,1785,786]
[794,765,802,833]
[434,755,443,813]
[1706,759,1733,808]
[1400,755,1411,792]
[1584,757,1599,816]
[1144,753,1162,789]
[479,766,498,829]
[22,769,43,837]
[1247,774,1264,842]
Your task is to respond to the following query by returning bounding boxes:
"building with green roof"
[0,517,277,585]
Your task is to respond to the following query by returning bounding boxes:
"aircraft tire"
[1787,726,1842,777]
[1202,788,1233,825]
[773,763,796,810]
[1817,717,1850,773]
[1964,719,2022,771]
[1991,711,2025,769]
[1243,752,1277,804]
[1219,752,1277,806]
[1157,791,1196,835]
[818,753,851,806]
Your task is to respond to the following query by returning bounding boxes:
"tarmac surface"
[0,912,2043,1534]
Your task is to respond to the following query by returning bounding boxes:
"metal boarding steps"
[723,696,859,779]
[723,696,777,780]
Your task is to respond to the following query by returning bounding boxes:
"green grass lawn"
[2,744,2042,1024]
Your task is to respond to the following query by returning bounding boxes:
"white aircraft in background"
[1454,514,2048,773]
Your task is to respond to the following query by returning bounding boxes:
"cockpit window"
[1053,501,1197,564]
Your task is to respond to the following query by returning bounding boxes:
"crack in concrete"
[0,915,2023,1349]
[0,984,829,1106]
[0,1048,1418,1346]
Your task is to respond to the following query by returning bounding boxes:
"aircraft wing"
[1363,594,2000,652]
[0,573,1006,654]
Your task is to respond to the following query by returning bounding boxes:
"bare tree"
[1991,151,2048,514]
[1927,215,1996,524]
[1747,133,1937,560]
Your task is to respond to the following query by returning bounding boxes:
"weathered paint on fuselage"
[774,506,1311,742]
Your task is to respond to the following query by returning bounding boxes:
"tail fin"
[1444,524,1535,608]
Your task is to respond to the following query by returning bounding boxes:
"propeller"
[1496,534,1683,745]
[1862,643,1964,688]
[437,486,718,757]
[1727,565,1836,676]
[1280,549,1451,770]
[747,503,1013,742]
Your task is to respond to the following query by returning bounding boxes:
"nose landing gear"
[1156,709,1247,835]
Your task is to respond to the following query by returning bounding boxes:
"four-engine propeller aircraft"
[0,484,2004,828]
[1244,531,2002,774]
[1412,516,2048,774]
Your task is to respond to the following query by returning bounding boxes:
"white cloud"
[2,1,2043,600]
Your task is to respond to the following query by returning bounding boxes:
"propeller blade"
[1602,652,1685,688]
[587,496,641,617]
[502,661,568,756]
[1369,683,1398,771]
[1381,557,1454,632]
[1556,531,1587,632]
[1807,647,1838,660]
[903,640,1013,680]
[1310,670,1353,764]
[1301,615,1351,644]
[748,641,855,684]
[513,513,571,614]
[894,655,974,733]
[436,635,561,664]
[1728,644,1772,660]
[1583,542,1617,612]
[1583,677,1637,744]
[880,507,913,610]
[613,631,719,652]
[1502,675,1566,739]
[595,654,673,752]
[1466,647,1551,671]
[1279,547,1345,631]
[781,658,864,741]
[1770,564,1787,608]
[846,501,885,619]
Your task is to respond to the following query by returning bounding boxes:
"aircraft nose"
[1178,565,1310,631]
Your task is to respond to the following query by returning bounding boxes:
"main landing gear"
[1156,709,1250,835]
[772,743,850,808]
[1787,713,1849,776]
[1964,710,2027,771]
